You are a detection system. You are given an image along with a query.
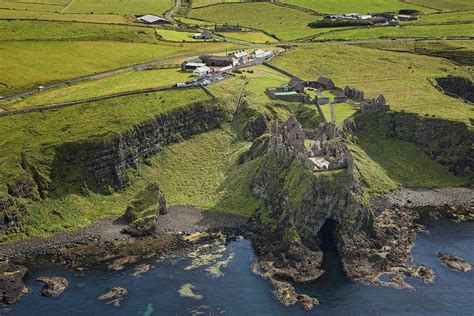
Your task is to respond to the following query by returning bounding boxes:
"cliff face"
[0,101,230,231]
[350,111,474,175]
[248,149,436,305]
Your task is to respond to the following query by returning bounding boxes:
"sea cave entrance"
[318,218,338,253]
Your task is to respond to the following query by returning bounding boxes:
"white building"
[228,50,249,63]
[137,15,170,24]
[193,66,211,77]
[252,49,273,59]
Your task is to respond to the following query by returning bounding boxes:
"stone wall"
[349,111,474,175]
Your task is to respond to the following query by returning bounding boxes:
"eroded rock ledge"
[242,113,472,309]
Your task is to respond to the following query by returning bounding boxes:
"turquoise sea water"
[4,220,474,315]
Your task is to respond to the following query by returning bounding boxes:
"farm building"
[228,50,249,63]
[137,15,171,24]
[200,55,237,67]
[193,30,213,39]
[252,49,273,59]
[193,66,211,77]
[181,58,206,72]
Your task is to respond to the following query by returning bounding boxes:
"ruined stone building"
[360,94,390,113]
[268,116,350,172]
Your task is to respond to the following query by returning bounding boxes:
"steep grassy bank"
[0,89,235,240]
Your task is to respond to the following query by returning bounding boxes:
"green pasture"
[156,28,199,41]
[320,102,357,124]
[217,31,278,43]
[0,40,237,95]
[403,0,474,11]
[270,43,472,124]
[5,68,193,110]
[317,23,474,41]
[0,20,157,42]
[280,0,435,13]
[188,2,323,40]
[0,0,64,12]
[63,0,173,15]
[0,9,128,23]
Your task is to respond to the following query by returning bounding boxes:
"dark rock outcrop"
[435,76,474,103]
[36,276,69,297]
[0,262,29,304]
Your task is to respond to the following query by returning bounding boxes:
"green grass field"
[404,10,474,25]
[0,9,128,23]
[0,89,211,187]
[191,0,245,8]
[320,102,357,124]
[281,0,434,13]
[155,28,200,41]
[0,0,64,11]
[4,68,193,109]
[403,0,474,11]
[0,40,237,95]
[270,43,472,124]
[217,31,278,43]
[188,2,323,40]
[63,0,173,15]
[317,23,474,40]
[351,134,470,195]
[0,20,158,42]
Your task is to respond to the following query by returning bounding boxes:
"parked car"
[38,85,45,90]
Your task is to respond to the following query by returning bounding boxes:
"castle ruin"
[268,116,351,173]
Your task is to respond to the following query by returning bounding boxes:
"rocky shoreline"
[0,205,247,305]
[0,187,472,309]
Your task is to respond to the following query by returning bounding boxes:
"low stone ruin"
[344,86,365,102]
[360,94,390,113]
[268,116,350,172]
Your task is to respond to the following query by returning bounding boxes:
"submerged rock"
[438,252,472,272]
[178,283,203,300]
[98,287,128,307]
[36,276,69,297]
[132,264,150,277]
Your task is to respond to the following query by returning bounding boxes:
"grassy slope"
[403,0,474,11]
[270,44,472,124]
[217,31,278,43]
[64,0,173,15]
[11,127,261,240]
[0,40,237,95]
[317,23,474,40]
[281,0,434,13]
[155,28,200,41]
[188,2,323,40]
[0,89,211,186]
[0,20,158,42]
[320,103,357,124]
[0,9,128,23]
[0,0,64,11]
[350,135,470,195]
[191,0,245,8]
[5,68,194,109]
